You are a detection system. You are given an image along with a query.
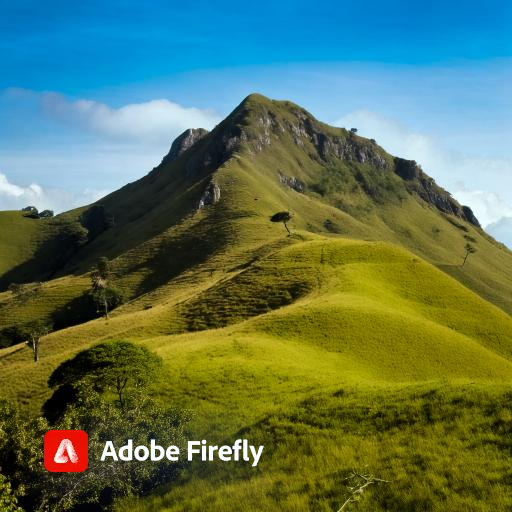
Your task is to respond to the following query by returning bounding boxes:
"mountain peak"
[161,128,209,165]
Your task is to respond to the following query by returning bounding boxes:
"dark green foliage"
[91,285,124,315]
[38,210,54,219]
[94,257,111,281]
[46,341,163,412]
[323,219,341,233]
[0,325,26,348]
[0,474,23,512]
[0,388,190,512]
[62,221,89,248]
[90,257,123,318]
[270,211,292,223]
[446,217,469,232]
[355,168,404,203]
[81,205,115,240]
[0,343,181,510]
[22,206,39,218]
[310,165,358,198]
[42,382,78,424]
[270,211,292,234]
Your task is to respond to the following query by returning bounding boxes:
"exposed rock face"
[462,206,480,227]
[184,125,247,178]
[278,172,305,193]
[161,128,209,164]
[198,181,221,209]
[158,96,481,229]
[171,96,391,181]
[393,157,481,227]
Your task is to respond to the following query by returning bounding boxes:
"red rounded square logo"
[44,430,88,472]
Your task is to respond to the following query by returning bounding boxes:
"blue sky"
[1,0,511,244]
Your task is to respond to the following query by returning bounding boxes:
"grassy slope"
[1,95,512,340]
[1,234,512,510]
[1,94,512,510]
[0,210,64,279]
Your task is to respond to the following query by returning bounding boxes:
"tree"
[38,209,54,218]
[46,341,163,411]
[22,206,39,219]
[350,128,358,134]
[1,386,190,512]
[22,320,51,362]
[270,211,292,235]
[90,257,122,318]
[462,243,476,267]
[80,204,115,238]
[0,474,23,512]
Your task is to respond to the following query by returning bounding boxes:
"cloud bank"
[0,172,106,212]
[335,110,512,247]
[41,93,222,143]
[0,90,223,213]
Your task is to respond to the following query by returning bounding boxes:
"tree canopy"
[270,211,292,235]
[46,341,163,412]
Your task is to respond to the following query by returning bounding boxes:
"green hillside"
[1,94,511,346]
[2,234,512,510]
[1,94,512,511]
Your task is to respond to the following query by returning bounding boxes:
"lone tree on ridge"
[271,211,292,235]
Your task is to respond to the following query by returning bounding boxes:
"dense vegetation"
[0,342,190,512]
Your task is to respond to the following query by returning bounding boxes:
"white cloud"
[0,172,106,213]
[451,188,512,228]
[334,110,512,247]
[0,173,42,199]
[487,217,512,249]
[40,93,221,143]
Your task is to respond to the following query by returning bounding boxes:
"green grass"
[0,211,60,279]
[115,385,512,512]
[1,234,512,511]
[1,94,512,511]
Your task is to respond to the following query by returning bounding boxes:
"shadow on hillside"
[131,211,231,297]
[0,292,99,349]
[51,292,98,330]
[0,230,83,291]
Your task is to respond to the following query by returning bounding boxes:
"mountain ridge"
[0,93,511,350]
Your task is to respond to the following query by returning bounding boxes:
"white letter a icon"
[54,438,79,463]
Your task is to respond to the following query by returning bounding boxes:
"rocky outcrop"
[161,128,209,165]
[393,157,480,227]
[198,181,221,209]
[462,206,480,227]
[278,172,305,193]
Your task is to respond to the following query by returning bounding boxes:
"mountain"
[1,93,511,347]
[2,93,512,511]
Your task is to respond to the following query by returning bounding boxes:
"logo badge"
[44,430,88,472]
